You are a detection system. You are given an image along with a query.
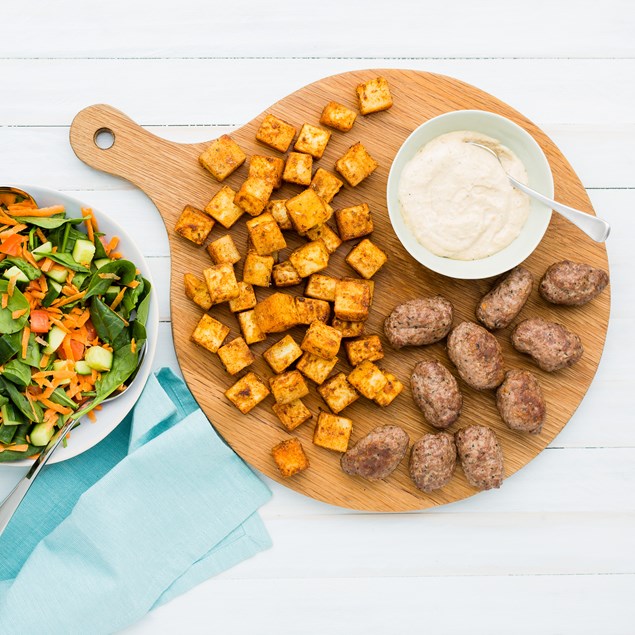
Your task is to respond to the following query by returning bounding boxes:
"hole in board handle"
[94,128,115,150]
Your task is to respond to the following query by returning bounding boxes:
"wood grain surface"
[69,69,610,511]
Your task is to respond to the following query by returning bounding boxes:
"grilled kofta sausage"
[539,260,609,306]
[447,321,505,390]
[455,425,504,490]
[476,266,533,330]
[511,317,583,372]
[411,360,462,429]
[496,370,546,434]
[384,296,453,349]
[340,425,409,481]
[409,433,456,493]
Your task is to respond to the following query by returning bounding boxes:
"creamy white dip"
[398,130,531,260]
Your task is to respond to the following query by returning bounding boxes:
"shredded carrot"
[35,228,47,243]
[110,287,126,311]
[39,258,54,273]
[127,279,140,289]
[0,209,18,226]
[7,273,19,297]
[105,236,119,255]
[67,270,75,285]
[130,338,136,353]
[38,275,48,293]
[12,308,28,319]
[111,252,122,259]
[21,326,30,359]
[61,335,74,361]
[87,410,97,422]
[0,224,28,239]
[22,244,40,269]
[39,353,50,369]
[1,294,8,309]
[49,317,70,333]
[52,291,86,308]
[5,205,65,218]
[38,398,72,415]
[7,444,28,453]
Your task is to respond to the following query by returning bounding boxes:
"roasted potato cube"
[356,76,393,115]
[318,372,359,414]
[256,114,297,153]
[331,317,365,338]
[285,189,330,234]
[272,399,312,431]
[309,168,344,203]
[199,135,246,181]
[295,296,330,325]
[203,263,240,305]
[363,279,375,303]
[237,309,267,345]
[346,238,387,279]
[335,203,373,241]
[246,213,287,256]
[313,412,353,452]
[266,199,292,230]
[184,273,212,310]
[347,360,387,399]
[293,123,331,159]
[254,293,299,333]
[249,155,284,188]
[217,337,255,375]
[205,185,244,228]
[272,437,309,477]
[225,372,270,414]
[320,101,357,132]
[345,335,384,366]
[234,177,274,217]
[296,352,338,385]
[301,320,342,360]
[373,371,404,407]
[305,224,342,254]
[283,152,313,186]
[191,314,230,353]
[335,142,378,187]
[263,334,303,374]
[288,240,330,278]
[207,234,241,265]
[228,281,257,313]
[269,370,309,405]
[243,251,274,287]
[305,273,338,301]
[273,261,302,287]
[174,205,214,245]
[334,278,371,321]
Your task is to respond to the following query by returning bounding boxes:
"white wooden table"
[2,2,634,632]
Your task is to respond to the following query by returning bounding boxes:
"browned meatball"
[496,370,546,434]
[341,425,409,481]
[409,433,456,493]
[455,425,504,490]
[539,260,609,306]
[384,296,453,349]
[446,321,505,390]
[411,360,462,429]
[511,317,583,372]
[476,266,534,330]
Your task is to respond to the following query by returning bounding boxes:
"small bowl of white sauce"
[387,110,553,279]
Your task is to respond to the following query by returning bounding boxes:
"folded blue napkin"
[0,368,272,634]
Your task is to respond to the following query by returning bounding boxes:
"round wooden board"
[69,69,610,511]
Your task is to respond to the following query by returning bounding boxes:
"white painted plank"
[2,0,633,59]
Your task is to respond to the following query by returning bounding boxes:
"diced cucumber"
[94,258,111,270]
[44,325,67,355]
[104,285,120,304]
[72,239,96,267]
[45,266,68,284]
[85,346,113,372]
[53,359,73,385]
[2,266,29,284]
[41,279,63,308]
[74,360,92,375]
[31,241,53,260]
[30,422,55,447]
[1,402,26,427]
[2,359,32,388]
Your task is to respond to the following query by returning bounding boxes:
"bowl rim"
[386,109,554,280]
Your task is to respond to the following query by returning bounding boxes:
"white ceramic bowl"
[386,110,554,280]
[4,185,159,466]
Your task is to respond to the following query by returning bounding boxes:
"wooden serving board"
[69,69,610,512]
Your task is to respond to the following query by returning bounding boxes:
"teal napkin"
[0,368,272,634]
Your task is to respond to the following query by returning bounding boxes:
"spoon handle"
[508,176,611,243]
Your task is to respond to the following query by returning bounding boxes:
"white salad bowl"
[3,185,159,466]
[386,110,554,280]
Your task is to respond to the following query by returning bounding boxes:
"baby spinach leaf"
[46,252,90,273]
[3,256,41,281]
[0,378,42,423]
[93,234,109,260]
[0,281,30,334]
[14,216,83,229]
[84,260,137,301]
[89,297,128,346]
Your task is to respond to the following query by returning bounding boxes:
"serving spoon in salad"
[468,142,611,243]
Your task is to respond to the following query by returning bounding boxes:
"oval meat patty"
[539,260,609,306]
[496,369,546,434]
[511,317,583,372]
[384,296,453,349]
[411,360,462,428]
[409,433,457,493]
[340,425,410,481]
[447,321,505,390]
[476,266,533,330]
[455,425,504,491]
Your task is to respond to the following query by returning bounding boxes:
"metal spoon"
[0,186,37,207]
[468,142,610,243]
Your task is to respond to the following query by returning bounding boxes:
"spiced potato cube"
[305,273,338,302]
[346,238,387,279]
[288,240,330,278]
[256,114,297,153]
[347,360,387,399]
[345,335,384,366]
[199,135,246,181]
[285,188,330,234]
[237,309,267,345]
[283,152,313,186]
[207,234,241,265]
[228,281,257,313]
[272,399,312,432]
[225,372,270,414]
[318,372,359,414]
[243,251,274,287]
[295,297,330,325]
[174,205,214,245]
[331,317,365,338]
[373,371,403,407]
[263,334,303,374]
[191,314,230,353]
[356,76,393,115]
[335,142,378,187]
[313,412,353,452]
[217,337,255,375]
[272,438,309,477]
[273,261,302,288]
[254,293,299,333]
[294,123,331,159]
[205,185,244,228]
[309,168,344,204]
[249,155,284,189]
[301,320,342,360]
[203,263,240,305]
[335,203,373,241]
[266,199,293,230]
[234,177,274,216]
[334,278,371,321]
[319,101,357,132]
[246,213,287,256]
[296,352,338,385]
[269,370,309,405]
[305,224,342,254]
[184,273,212,310]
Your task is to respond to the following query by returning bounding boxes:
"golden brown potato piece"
[285,189,330,234]
[174,205,214,245]
[345,239,387,279]
[234,177,274,216]
[345,335,383,366]
[296,352,338,385]
[373,371,403,407]
[305,224,342,255]
[203,263,240,305]
[263,334,303,374]
[217,337,255,375]
[228,282,257,313]
[318,372,359,414]
[243,251,275,288]
[320,101,357,132]
[294,123,331,159]
[334,278,371,322]
[335,204,373,241]
[313,412,353,452]
[335,142,378,187]
[191,314,230,354]
[237,309,267,345]
[225,372,270,414]
[347,360,387,399]
[273,399,312,432]
[295,296,330,325]
[331,317,365,338]
[269,370,310,405]
[282,152,313,186]
[246,213,286,256]
[309,168,344,203]
[288,240,330,278]
[199,135,246,181]
[305,273,338,302]
[248,155,284,189]
[254,293,299,333]
[205,185,244,228]
[273,261,302,288]
[301,320,342,360]
[256,114,297,153]
[355,76,393,115]
[272,437,309,477]
[207,234,241,265]
[184,273,212,310]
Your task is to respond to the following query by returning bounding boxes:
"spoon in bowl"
[468,142,610,243]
